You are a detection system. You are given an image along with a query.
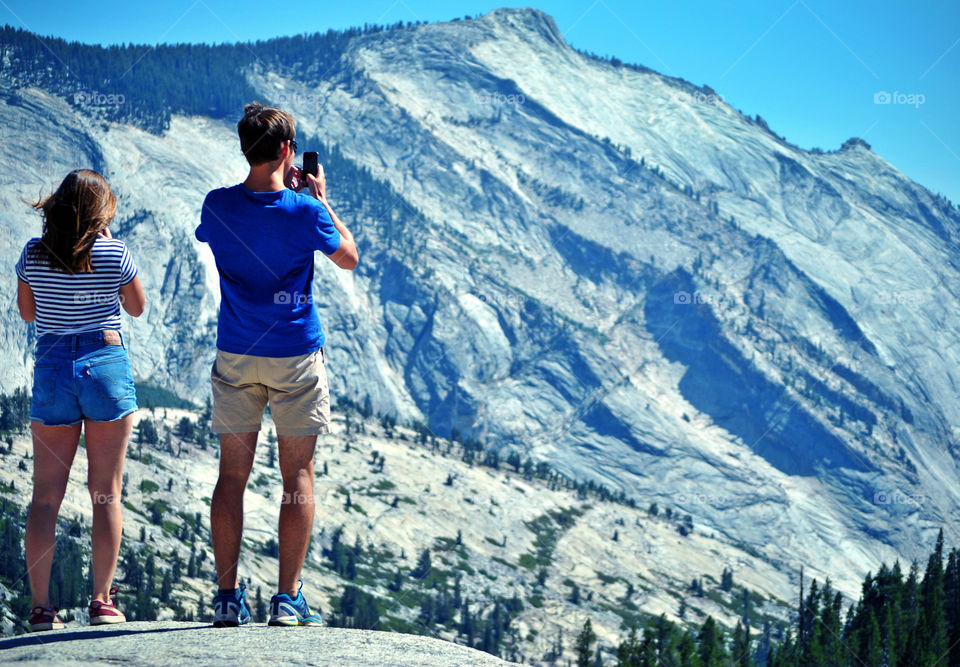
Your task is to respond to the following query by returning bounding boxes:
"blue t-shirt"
[196,184,341,357]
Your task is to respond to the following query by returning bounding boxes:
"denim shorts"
[31,331,138,426]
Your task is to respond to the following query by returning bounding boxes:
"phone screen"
[302,152,319,181]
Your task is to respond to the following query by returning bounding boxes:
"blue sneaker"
[269,581,322,626]
[212,582,251,627]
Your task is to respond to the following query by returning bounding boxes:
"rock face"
[0,8,958,594]
[0,622,517,666]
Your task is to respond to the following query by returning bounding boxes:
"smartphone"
[302,152,319,183]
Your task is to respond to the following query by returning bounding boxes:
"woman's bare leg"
[84,414,133,603]
[26,422,81,608]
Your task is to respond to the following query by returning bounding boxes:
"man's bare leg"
[211,432,257,590]
[276,434,316,596]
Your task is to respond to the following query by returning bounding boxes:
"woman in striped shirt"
[15,169,145,631]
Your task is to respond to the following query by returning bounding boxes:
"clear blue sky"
[3,0,958,205]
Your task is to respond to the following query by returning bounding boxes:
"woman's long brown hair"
[29,169,117,273]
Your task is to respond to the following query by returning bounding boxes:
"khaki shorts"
[210,347,330,436]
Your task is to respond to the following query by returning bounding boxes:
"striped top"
[15,237,138,336]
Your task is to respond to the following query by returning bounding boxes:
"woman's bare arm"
[119,275,146,317]
[17,279,36,322]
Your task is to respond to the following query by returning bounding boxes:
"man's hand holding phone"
[304,164,326,202]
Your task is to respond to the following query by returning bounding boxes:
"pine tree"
[653,613,680,665]
[819,579,844,665]
[615,626,641,666]
[697,616,728,667]
[412,549,431,579]
[389,569,403,592]
[575,618,596,667]
[677,630,697,667]
[945,548,960,667]
[731,621,750,667]
[862,609,883,666]
[720,566,734,591]
[917,529,948,663]
[160,570,172,603]
[800,579,824,664]
[460,600,474,644]
[255,586,267,622]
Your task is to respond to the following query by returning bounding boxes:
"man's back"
[197,184,340,357]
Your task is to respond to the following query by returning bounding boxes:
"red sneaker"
[29,605,64,632]
[89,585,126,625]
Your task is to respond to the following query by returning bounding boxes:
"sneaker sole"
[30,622,64,632]
[268,617,322,627]
[90,615,126,625]
[268,616,299,627]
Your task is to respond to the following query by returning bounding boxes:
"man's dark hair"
[237,102,296,166]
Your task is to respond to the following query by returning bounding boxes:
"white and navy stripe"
[15,237,138,336]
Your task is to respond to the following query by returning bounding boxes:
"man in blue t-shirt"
[196,102,358,628]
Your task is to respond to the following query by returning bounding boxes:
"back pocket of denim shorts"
[87,353,135,402]
[32,364,58,406]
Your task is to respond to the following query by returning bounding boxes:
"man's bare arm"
[305,168,358,270]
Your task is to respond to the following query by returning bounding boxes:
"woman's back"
[16,236,137,336]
